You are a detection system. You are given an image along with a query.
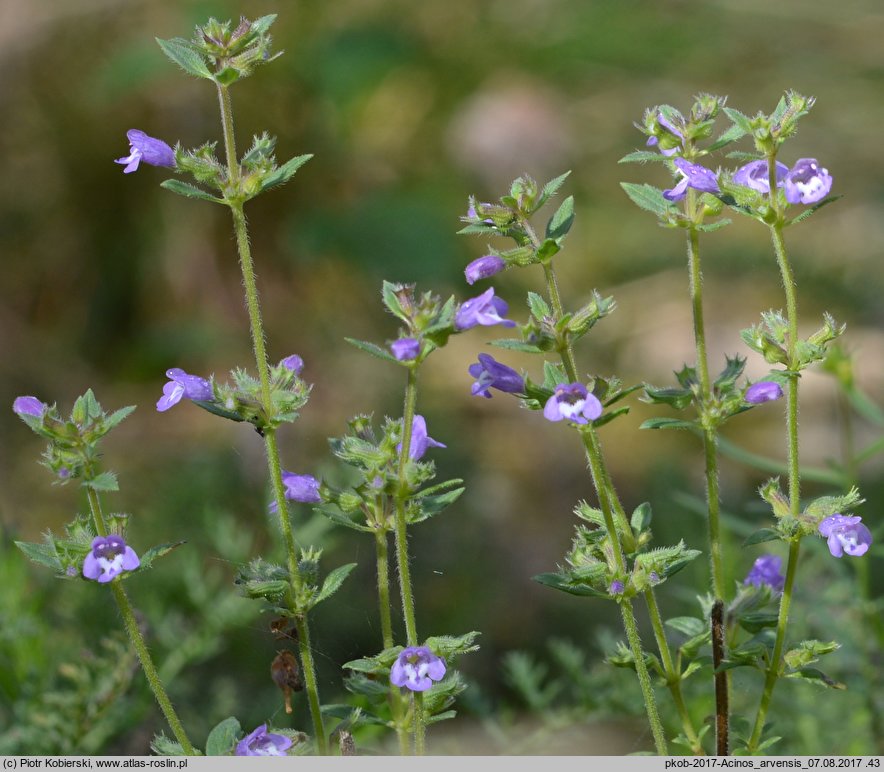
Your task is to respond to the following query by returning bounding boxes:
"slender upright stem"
[84,488,195,755]
[374,527,394,650]
[217,83,327,755]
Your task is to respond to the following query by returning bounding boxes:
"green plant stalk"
[217,82,327,755]
[374,527,394,650]
[644,590,703,754]
[393,366,426,754]
[84,487,195,755]
[534,241,667,754]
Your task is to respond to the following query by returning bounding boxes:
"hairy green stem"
[374,527,394,650]
[218,84,327,755]
[85,488,195,754]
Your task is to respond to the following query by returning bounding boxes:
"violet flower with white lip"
[235,724,292,757]
[156,368,213,412]
[663,158,720,202]
[464,255,506,285]
[818,514,872,558]
[390,646,446,692]
[743,554,785,591]
[468,354,524,398]
[784,158,832,204]
[115,130,175,174]
[733,159,789,194]
[745,381,784,404]
[280,354,304,375]
[82,535,140,583]
[390,338,421,361]
[13,396,48,419]
[455,288,516,330]
[543,383,603,424]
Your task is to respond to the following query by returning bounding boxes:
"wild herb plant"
[9,11,880,758]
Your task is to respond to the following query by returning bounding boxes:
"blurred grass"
[1,0,882,754]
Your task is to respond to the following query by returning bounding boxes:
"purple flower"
[609,579,625,595]
[745,381,784,404]
[818,514,872,558]
[743,554,785,591]
[280,354,304,375]
[269,472,321,514]
[465,202,494,224]
[784,158,832,205]
[465,255,506,285]
[82,535,140,583]
[13,396,47,418]
[390,338,421,361]
[468,354,524,398]
[543,383,603,424]
[390,646,446,692]
[646,113,683,157]
[399,415,446,460]
[733,160,789,194]
[455,288,516,331]
[115,130,175,174]
[156,368,213,412]
[663,158,720,202]
[235,725,292,757]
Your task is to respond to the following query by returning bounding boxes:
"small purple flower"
[646,113,683,157]
[468,354,524,398]
[390,338,421,361]
[784,158,832,205]
[745,381,784,404]
[818,514,872,558]
[455,288,516,331]
[398,415,446,461]
[390,646,446,692]
[609,579,625,595]
[13,396,47,419]
[743,554,785,591]
[663,158,720,202]
[465,202,494,224]
[270,471,322,514]
[82,535,140,583]
[235,724,293,757]
[465,255,506,285]
[280,354,304,375]
[156,368,213,412]
[543,383,603,424]
[115,130,175,174]
[733,160,789,194]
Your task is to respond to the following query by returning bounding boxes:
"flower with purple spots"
[818,514,872,558]
[733,159,789,194]
[455,288,516,331]
[156,368,213,412]
[543,383,603,425]
[784,158,832,205]
[82,535,140,583]
[280,354,304,375]
[743,554,785,591]
[468,354,524,398]
[235,724,292,757]
[390,646,446,692]
[464,255,506,285]
[115,130,175,174]
[13,396,48,419]
[745,381,784,404]
[663,158,720,202]
[390,338,421,361]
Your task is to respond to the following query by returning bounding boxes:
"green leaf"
[630,502,652,533]
[84,471,119,492]
[618,151,669,164]
[707,122,747,152]
[315,505,372,533]
[259,154,313,193]
[314,563,357,606]
[490,339,543,354]
[592,406,630,428]
[738,611,779,634]
[742,528,781,546]
[423,631,481,658]
[536,171,571,209]
[381,280,409,322]
[409,487,465,523]
[426,710,457,725]
[639,417,696,431]
[620,182,675,217]
[15,540,62,571]
[723,107,753,134]
[205,717,241,756]
[785,667,846,689]
[527,291,551,321]
[695,219,732,232]
[345,338,398,363]
[155,37,212,79]
[192,400,245,423]
[136,541,186,572]
[545,195,575,241]
[786,195,841,226]
[532,572,606,597]
[160,179,223,204]
[666,617,706,638]
[105,405,137,430]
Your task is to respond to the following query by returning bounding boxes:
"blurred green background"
[1,0,882,755]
